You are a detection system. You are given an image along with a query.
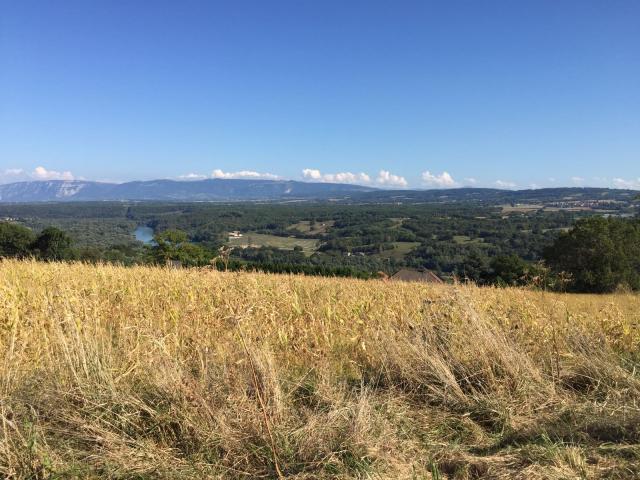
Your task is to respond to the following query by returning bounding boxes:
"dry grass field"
[1,260,639,479]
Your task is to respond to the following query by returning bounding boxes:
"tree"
[177,242,210,266]
[153,229,189,263]
[459,249,488,283]
[484,254,530,286]
[152,229,212,266]
[0,222,35,258]
[543,217,640,293]
[32,227,73,261]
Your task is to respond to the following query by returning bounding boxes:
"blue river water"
[134,225,155,245]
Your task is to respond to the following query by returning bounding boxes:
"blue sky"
[1,0,639,189]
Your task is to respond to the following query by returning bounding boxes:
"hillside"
[1,261,639,479]
[0,179,637,205]
[0,179,376,203]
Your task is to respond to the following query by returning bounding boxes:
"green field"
[228,232,319,253]
[500,204,544,213]
[453,235,485,244]
[286,220,334,235]
[376,241,421,260]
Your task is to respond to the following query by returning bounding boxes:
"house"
[228,231,243,238]
[389,268,443,284]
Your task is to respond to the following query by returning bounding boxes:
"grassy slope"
[1,260,639,479]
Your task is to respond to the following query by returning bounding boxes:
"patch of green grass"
[228,232,319,254]
[501,204,543,213]
[389,217,408,228]
[376,241,421,260]
[286,220,334,235]
[453,235,484,244]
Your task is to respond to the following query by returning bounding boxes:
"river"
[134,225,155,245]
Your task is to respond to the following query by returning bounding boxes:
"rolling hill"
[0,179,638,204]
[0,178,376,202]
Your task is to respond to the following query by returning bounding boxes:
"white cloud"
[421,170,458,188]
[178,173,208,180]
[302,168,322,180]
[571,176,585,185]
[376,170,408,187]
[302,168,404,187]
[612,177,640,189]
[495,180,517,189]
[332,172,371,183]
[211,169,279,180]
[463,177,477,185]
[31,166,74,181]
[1,166,75,184]
[302,168,371,184]
[0,168,25,184]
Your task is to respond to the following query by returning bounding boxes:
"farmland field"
[500,204,544,213]
[286,220,335,235]
[377,241,421,259]
[2,260,639,479]
[227,232,319,254]
[452,235,485,245]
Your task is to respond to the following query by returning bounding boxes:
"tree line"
[1,216,639,293]
[0,223,73,261]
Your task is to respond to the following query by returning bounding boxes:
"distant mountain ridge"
[0,179,637,203]
[0,179,376,202]
[350,186,639,204]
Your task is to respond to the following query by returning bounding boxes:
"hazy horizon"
[2,172,640,192]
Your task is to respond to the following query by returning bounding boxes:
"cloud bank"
[421,170,458,187]
[375,170,408,187]
[178,173,208,180]
[302,168,371,184]
[495,180,517,189]
[177,169,280,181]
[571,176,585,185]
[302,168,408,187]
[4,165,640,191]
[612,177,640,189]
[211,169,279,180]
[1,166,75,184]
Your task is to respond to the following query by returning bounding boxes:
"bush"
[544,217,640,293]
[0,222,35,258]
[31,226,73,261]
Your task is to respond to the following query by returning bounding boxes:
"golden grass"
[1,259,639,479]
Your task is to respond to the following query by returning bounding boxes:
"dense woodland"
[1,199,639,292]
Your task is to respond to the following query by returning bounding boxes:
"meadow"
[227,233,319,255]
[1,260,639,479]
[376,241,422,260]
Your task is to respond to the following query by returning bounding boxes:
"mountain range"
[0,179,375,202]
[0,178,637,204]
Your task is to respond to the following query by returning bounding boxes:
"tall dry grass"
[1,259,639,479]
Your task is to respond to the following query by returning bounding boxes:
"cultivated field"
[1,260,639,479]
[228,232,319,254]
[287,220,335,235]
[377,241,421,260]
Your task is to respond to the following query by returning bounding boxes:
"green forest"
[1,200,639,292]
